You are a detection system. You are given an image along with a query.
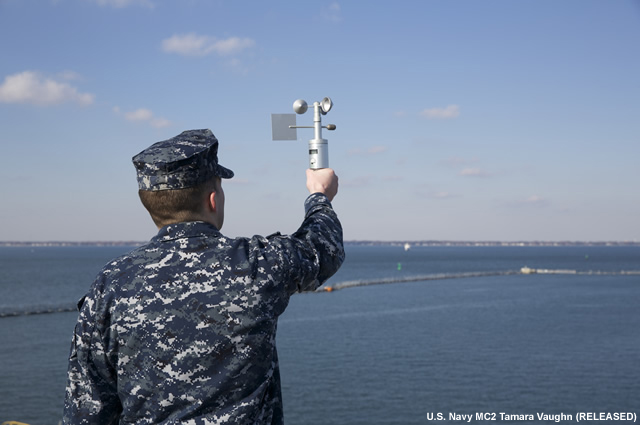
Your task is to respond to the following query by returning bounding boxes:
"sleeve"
[269,192,345,294]
[63,293,122,424]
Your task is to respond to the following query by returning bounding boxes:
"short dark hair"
[138,177,219,228]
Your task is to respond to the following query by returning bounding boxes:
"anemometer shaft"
[310,101,329,169]
[313,102,323,141]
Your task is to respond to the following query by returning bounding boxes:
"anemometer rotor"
[271,97,336,169]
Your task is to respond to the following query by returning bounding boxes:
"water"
[1,245,639,424]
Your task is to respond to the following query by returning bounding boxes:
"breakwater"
[0,303,77,318]
[317,268,640,292]
[2,269,638,317]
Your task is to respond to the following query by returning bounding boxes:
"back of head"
[138,179,219,228]
[132,129,233,228]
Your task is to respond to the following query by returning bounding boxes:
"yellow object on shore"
[2,422,31,425]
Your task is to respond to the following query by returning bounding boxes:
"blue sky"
[1,0,638,242]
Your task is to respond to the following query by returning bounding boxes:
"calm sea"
[0,245,638,424]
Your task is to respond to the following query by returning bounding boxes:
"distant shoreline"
[1,241,639,247]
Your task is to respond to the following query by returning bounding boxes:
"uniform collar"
[152,221,221,243]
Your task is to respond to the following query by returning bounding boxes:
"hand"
[306,168,339,202]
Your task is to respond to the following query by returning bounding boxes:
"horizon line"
[1,240,639,247]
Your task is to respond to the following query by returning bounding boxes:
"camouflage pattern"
[133,129,234,191]
[64,192,344,424]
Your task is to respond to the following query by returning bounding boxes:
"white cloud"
[367,146,387,154]
[0,71,94,106]
[115,106,171,128]
[57,70,83,81]
[440,157,494,178]
[420,104,460,120]
[224,58,250,75]
[459,168,492,178]
[322,2,343,23]
[431,191,457,199]
[92,0,154,8]
[440,156,479,168]
[162,33,255,57]
[414,184,458,200]
[125,108,153,122]
[523,195,548,206]
[150,117,171,128]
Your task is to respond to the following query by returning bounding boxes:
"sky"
[1,0,639,242]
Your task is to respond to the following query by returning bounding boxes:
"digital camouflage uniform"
[63,130,344,424]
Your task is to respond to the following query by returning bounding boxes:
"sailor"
[63,129,344,424]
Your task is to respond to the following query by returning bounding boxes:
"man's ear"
[207,191,217,212]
